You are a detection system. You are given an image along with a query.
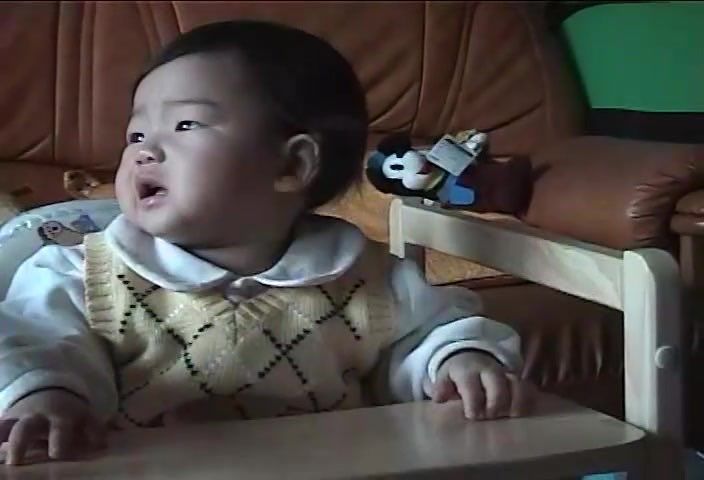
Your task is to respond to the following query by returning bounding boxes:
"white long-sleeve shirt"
[0,214,521,422]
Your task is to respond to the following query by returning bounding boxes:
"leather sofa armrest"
[524,136,704,250]
[672,191,704,236]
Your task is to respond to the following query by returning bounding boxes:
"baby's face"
[116,53,289,247]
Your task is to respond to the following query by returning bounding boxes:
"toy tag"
[426,135,476,176]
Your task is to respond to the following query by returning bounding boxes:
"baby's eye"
[175,120,205,131]
[127,132,145,144]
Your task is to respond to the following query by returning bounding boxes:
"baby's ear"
[274,134,321,193]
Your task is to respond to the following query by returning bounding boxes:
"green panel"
[562,2,704,112]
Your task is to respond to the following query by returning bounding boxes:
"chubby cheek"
[176,155,277,221]
[177,165,262,216]
[114,160,134,212]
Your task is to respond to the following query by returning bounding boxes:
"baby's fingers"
[48,415,108,461]
[6,416,49,465]
[48,418,75,460]
[454,373,485,420]
[480,371,510,419]
[431,377,459,403]
[508,374,535,418]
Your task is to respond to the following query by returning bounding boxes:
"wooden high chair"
[4,197,677,480]
[389,197,685,479]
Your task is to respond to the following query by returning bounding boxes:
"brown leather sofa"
[2,1,703,447]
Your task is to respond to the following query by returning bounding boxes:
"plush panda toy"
[366,130,532,214]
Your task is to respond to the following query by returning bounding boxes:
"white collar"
[103,214,367,292]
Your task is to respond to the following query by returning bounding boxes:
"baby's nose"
[135,148,165,165]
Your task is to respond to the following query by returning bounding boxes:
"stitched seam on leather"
[147,3,161,51]
[367,4,423,130]
[11,139,53,162]
[485,102,542,133]
[150,1,180,47]
[78,2,95,166]
[171,1,183,34]
[53,2,60,163]
[368,89,416,127]
[148,3,164,50]
[136,2,159,54]
[411,1,428,134]
[517,4,552,141]
[89,4,96,165]
[442,2,472,130]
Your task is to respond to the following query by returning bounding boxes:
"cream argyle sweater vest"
[83,233,396,428]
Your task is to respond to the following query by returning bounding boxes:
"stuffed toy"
[0,191,20,225]
[64,169,116,200]
[366,130,532,214]
[0,186,32,225]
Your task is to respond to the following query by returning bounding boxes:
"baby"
[0,20,532,466]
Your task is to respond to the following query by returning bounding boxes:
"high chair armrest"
[389,196,684,466]
[390,197,625,309]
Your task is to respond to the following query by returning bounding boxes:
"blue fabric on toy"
[436,174,475,206]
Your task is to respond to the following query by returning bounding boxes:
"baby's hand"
[0,389,106,466]
[429,350,534,420]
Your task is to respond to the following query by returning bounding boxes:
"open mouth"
[137,179,168,201]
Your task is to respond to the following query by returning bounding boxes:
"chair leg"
[389,198,425,266]
[680,235,704,450]
[623,249,684,479]
[389,198,406,259]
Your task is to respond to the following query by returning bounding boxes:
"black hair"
[135,20,369,208]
